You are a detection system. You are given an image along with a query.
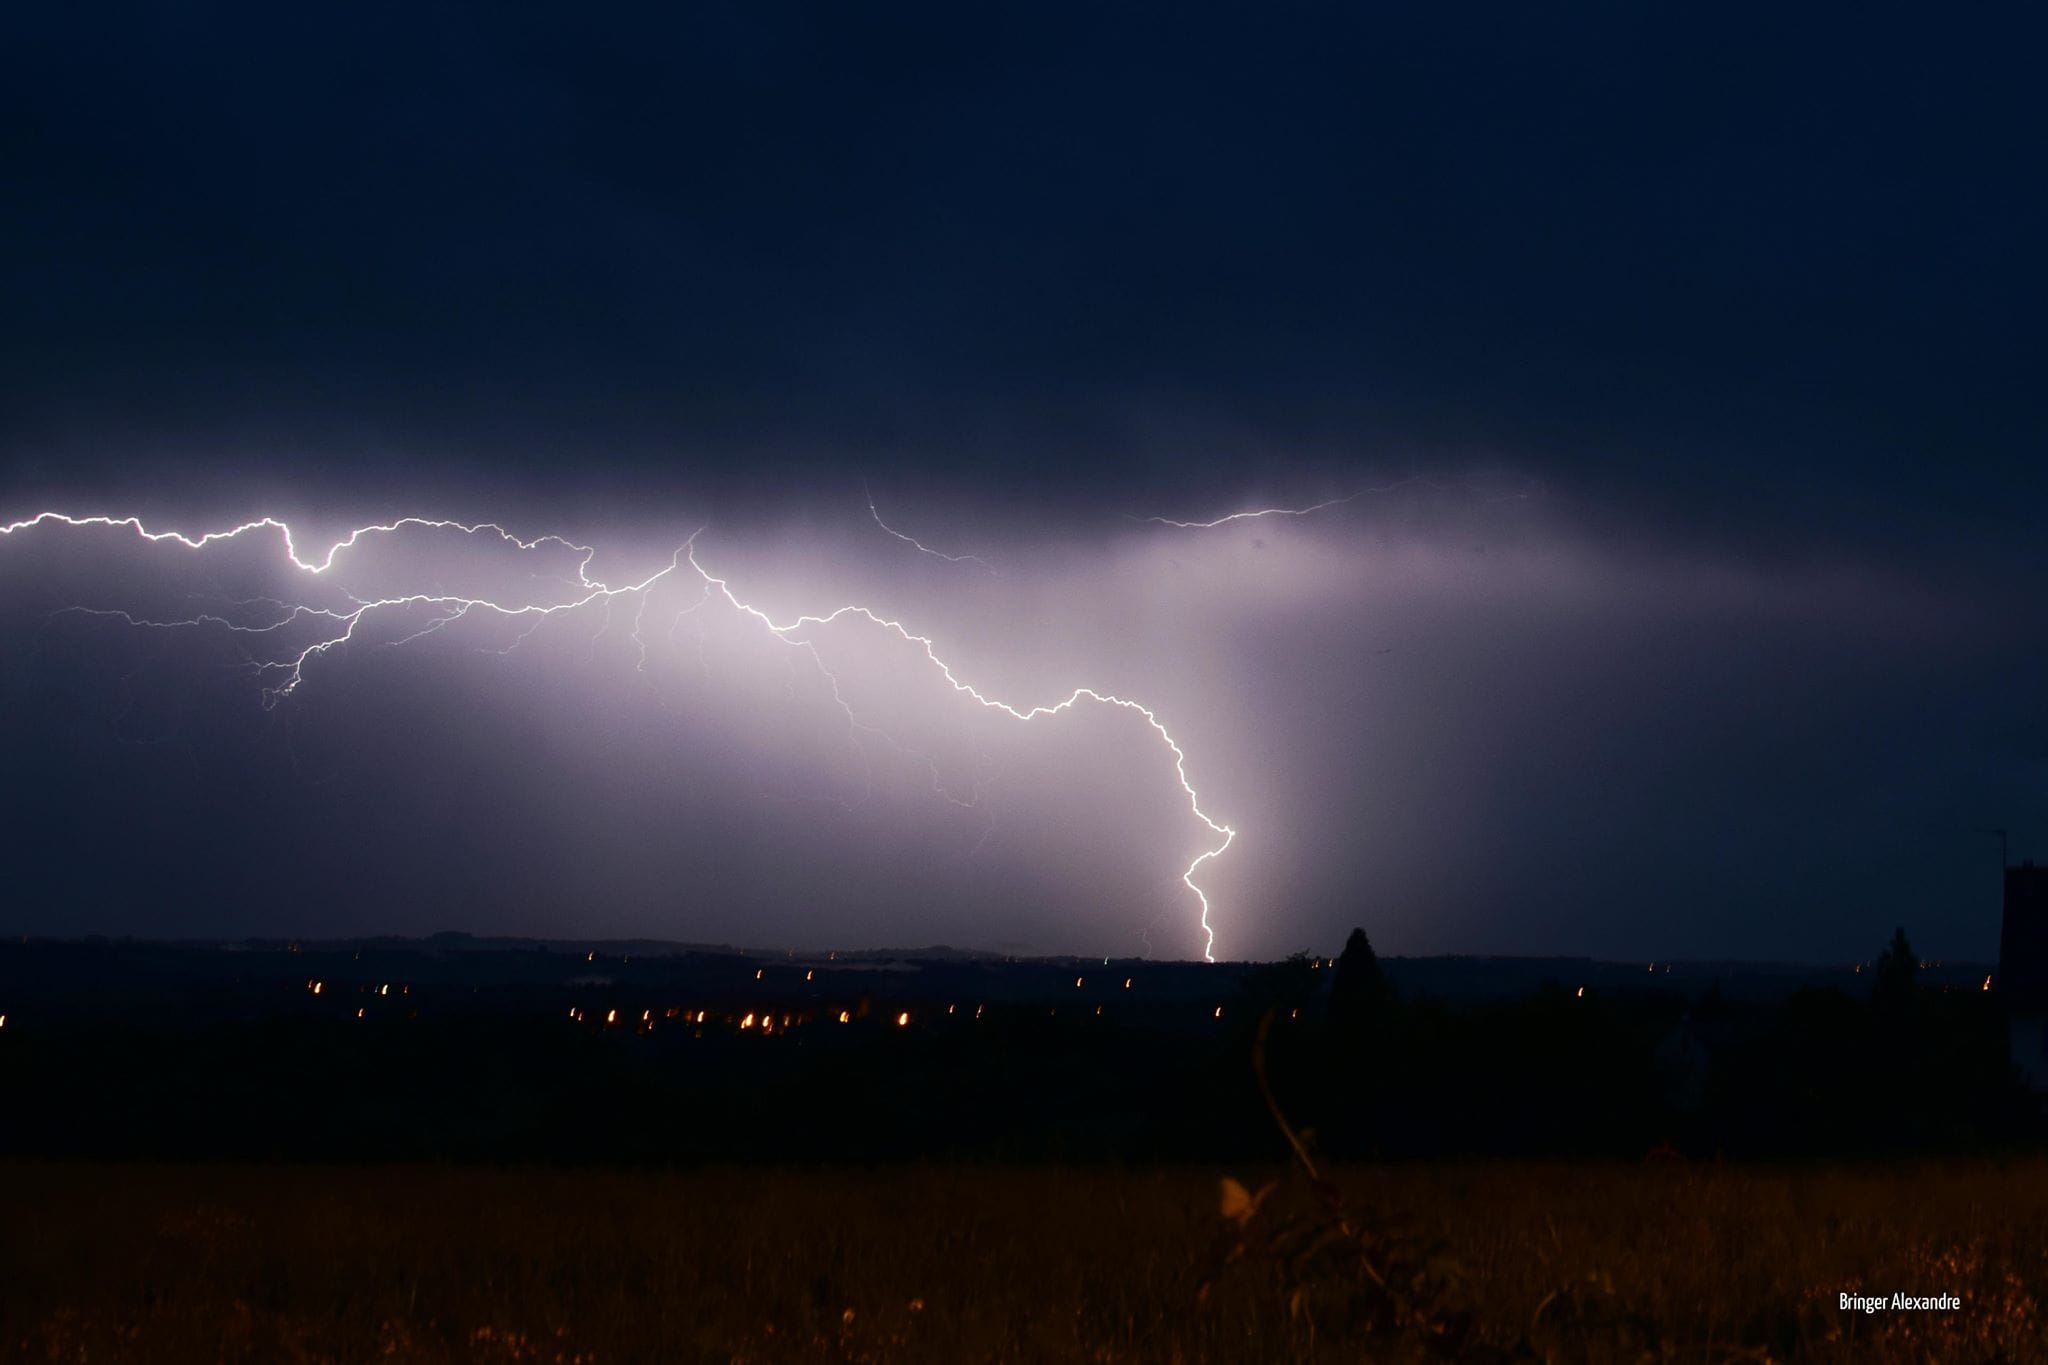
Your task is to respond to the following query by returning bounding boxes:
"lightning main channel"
[1,509,1234,960]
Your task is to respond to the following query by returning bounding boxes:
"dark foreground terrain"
[1,933,2030,1167]
[5,1160,2047,1364]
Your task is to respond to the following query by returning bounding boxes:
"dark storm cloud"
[5,3,2043,546]
[2,4,2041,958]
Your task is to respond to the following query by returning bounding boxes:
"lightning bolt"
[1131,471,1536,529]
[2,508,1232,960]
[865,482,998,574]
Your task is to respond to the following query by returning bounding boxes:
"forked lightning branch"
[1,510,1235,961]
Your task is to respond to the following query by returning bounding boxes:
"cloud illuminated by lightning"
[1,508,1232,960]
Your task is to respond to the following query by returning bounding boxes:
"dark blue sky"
[2,3,2042,959]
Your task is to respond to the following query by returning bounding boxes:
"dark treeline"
[1261,926,2031,1163]
[0,929,2034,1164]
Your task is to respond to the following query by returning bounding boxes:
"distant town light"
[1213,1006,1223,1019]
[806,970,814,981]
[947,1004,955,1015]
[379,984,389,996]
[896,1011,910,1027]
[1074,976,1083,988]
[974,1005,983,1019]
[695,1011,706,1024]
[838,1010,850,1023]
[755,969,764,980]
[741,1013,755,1029]
[606,1008,617,1025]
[355,1008,364,1019]
[1124,978,1132,989]
[1095,1005,1102,1016]
[1983,975,1993,991]
[0,1014,7,1029]
[1576,986,1585,998]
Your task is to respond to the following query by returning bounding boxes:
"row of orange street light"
[7,999,1356,1035]
[303,976,1245,1028]
[539,973,2004,1031]
[306,980,411,996]
[547,1000,1234,1031]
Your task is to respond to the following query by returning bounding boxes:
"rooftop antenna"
[1981,827,2010,871]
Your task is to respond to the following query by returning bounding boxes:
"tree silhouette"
[1328,926,1392,1041]
[1871,926,1920,1013]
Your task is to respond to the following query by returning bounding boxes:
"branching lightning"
[2,508,1232,960]
[1129,475,1455,529]
[1131,471,1536,529]
[865,482,998,574]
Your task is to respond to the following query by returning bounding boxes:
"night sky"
[3,3,2042,961]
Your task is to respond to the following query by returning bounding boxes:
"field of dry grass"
[4,1160,2046,1363]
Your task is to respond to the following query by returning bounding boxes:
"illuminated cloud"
[0,478,2039,963]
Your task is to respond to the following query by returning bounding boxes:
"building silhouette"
[1999,861,2048,1090]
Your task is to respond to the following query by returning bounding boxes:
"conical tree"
[1328,926,1391,1040]
[1872,926,1919,1010]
